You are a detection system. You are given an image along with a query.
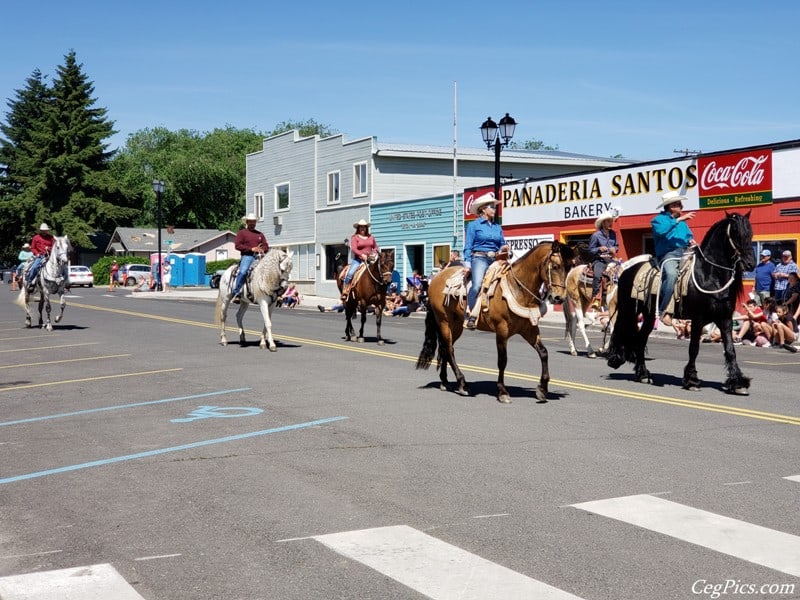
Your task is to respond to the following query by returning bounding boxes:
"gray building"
[246,130,628,298]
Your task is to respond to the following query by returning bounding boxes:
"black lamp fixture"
[152,180,165,291]
[480,113,517,201]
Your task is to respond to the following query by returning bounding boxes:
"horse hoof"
[269,346,277,352]
[55,316,62,323]
[570,349,578,356]
[733,388,750,396]
[357,337,364,343]
[587,352,597,359]
[497,395,512,404]
[456,388,469,397]
[377,340,384,346]
[439,384,448,392]
[686,385,701,392]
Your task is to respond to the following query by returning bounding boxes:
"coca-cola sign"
[698,150,772,209]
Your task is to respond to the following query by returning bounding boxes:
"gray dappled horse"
[215,249,292,351]
[15,235,71,331]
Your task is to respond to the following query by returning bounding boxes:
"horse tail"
[606,263,642,369]
[415,308,439,370]
[13,287,28,308]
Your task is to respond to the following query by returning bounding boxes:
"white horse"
[15,235,72,331]
[215,248,293,351]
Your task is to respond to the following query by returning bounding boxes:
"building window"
[433,244,450,272]
[254,193,264,220]
[275,182,290,211]
[354,162,368,197]
[327,171,340,205]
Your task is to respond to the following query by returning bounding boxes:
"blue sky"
[3,1,799,161]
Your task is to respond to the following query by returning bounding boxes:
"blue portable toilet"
[183,253,206,286]
[168,254,185,287]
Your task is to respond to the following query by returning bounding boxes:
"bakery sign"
[697,149,772,209]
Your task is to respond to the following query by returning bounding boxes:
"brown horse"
[564,261,621,358]
[337,251,395,344]
[416,241,571,403]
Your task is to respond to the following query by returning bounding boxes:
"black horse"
[606,211,755,394]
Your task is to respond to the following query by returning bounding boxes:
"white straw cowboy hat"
[594,211,616,229]
[656,191,688,210]
[353,218,371,228]
[468,192,501,215]
[39,223,50,231]
[241,213,258,223]
[22,243,30,249]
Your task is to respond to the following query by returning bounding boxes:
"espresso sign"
[698,150,772,209]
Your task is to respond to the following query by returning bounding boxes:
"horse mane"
[696,211,753,300]
[251,248,292,299]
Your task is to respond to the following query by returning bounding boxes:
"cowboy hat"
[353,218,371,228]
[468,192,501,215]
[241,213,258,223]
[39,223,50,231]
[22,242,30,249]
[656,191,688,210]
[594,211,616,229]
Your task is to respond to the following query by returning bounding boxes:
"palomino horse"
[607,211,755,394]
[15,235,72,331]
[563,261,621,358]
[416,241,571,403]
[337,251,395,344]
[215,249,292,351]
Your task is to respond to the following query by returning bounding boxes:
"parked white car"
[67,265,94,287]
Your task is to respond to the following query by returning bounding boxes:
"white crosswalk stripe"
[783,474,800,483]
[314,524,586,600]
[0,563,144,600]
[571,494,800,577]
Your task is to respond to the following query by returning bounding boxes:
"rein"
[691,220,745,294]
[506,247,563,305]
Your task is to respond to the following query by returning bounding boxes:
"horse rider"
[341,218,379,300]
[231,213,269,304]
[588,210,619,311]
[651,190,696,326]
[463,192,509,330]
[25,223,56,292]
[15,242,33,287]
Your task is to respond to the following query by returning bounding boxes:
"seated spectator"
[133,274,156,292]
[785,272,800,320]
[282,283,300,308]
[318,303,344,313]
[771,303,798,352]
[734,299,768,343]
[672,318,691,339]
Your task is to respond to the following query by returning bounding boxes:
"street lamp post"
[152,180,165,291]
[480,113,517,202]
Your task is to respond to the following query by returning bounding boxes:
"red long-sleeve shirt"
[234,228,268,256]
[350,234,378,261]
[30,233,55,256]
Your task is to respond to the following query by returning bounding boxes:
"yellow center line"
[68,302,800,426]
[0,368,183,393]
[0,354,131,370]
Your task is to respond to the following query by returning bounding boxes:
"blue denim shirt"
[464,217,505,267]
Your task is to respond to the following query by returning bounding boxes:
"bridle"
[507,244,566,305]
[365,253,393,286]
[691,217,748,294]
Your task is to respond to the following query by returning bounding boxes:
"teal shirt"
[651,211,693,259]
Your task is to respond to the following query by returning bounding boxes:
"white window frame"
[275,182,290,212]
[327,171,341,205]
[254,193,264,220]
[353,162,368,197]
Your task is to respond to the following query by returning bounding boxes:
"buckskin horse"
[606,211,755,394]
[416,241,571,403]
[15,235,72,331]
[337,251,394,345]
[215,248,293,351]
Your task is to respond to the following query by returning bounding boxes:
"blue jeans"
[344,258,363,284]
[27,256,44,284]
[592,259,608,296]
[232,255,255,296]
[467,255,492,313]
[658,248,684,313]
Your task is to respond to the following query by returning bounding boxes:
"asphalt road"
[1,285,799,600]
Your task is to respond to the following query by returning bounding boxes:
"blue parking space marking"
[0,416,348,485]
[171,405,264,423]
[0,388,252,428]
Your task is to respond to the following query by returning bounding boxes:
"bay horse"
[606,211,755,394]
[337,251,395,345]
[564,261,621,358]
[15,235,72,331]
[416,241,571,403]
[215,248,293,351]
